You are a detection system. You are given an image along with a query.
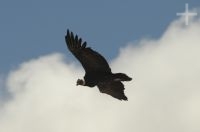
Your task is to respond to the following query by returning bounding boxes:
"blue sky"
[0,0,199,73]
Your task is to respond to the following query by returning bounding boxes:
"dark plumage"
[65,30,132,100]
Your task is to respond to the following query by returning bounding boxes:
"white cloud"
[0,16,200,132]
[0,76,4,101]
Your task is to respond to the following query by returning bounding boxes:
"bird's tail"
[113,73,132,81]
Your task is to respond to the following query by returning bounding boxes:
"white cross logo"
[176,3,198,26]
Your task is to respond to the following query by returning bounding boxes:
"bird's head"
[76,79,85,86]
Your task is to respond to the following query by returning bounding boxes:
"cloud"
[0,16,200,132]
[0,75,9,106]
[0,76,4,101]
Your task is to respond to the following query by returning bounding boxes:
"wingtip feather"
[82,42,87,49]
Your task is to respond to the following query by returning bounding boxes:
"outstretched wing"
[65,30,111,73]
[97,81,128,101]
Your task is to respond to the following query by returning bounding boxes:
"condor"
[65,30,132,100]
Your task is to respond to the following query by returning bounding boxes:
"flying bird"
[65,30,132,100]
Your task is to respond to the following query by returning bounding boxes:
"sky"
[0,0,199,73]
[0,0,200,132]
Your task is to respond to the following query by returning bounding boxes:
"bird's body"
[65,30,132,100]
